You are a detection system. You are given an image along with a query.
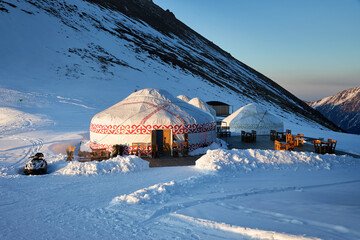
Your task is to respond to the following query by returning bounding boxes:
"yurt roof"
[177,94,190,102]
[223,103,282,125]
[188,97,217,117]
[91,89,215,126]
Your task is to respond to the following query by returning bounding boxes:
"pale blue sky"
[154,0,360,100]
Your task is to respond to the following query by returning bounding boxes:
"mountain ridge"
[309,86,360,134]
[0,0,340,131]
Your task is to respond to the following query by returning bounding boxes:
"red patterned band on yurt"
[89,141,214,154]
[90,122,216,135]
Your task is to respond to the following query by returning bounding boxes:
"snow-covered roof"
[177,95,190,102]
[188,97,217,117]
[223,103,283,135]
[90,88,216,149]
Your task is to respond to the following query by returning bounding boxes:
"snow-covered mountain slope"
[309,87,360,134]
[0,0,339,131]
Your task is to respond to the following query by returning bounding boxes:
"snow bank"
[56,155,149,175]
[111,181,176,205]
[189,138,228,156]
[111,149,359,206]
[195,149,357,172]
[111,176,202,205]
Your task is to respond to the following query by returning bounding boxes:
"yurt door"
[151,129,172,156]
[163,129,172,156]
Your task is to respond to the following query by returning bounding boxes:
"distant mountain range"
[309,87,360,134]
[0,0,340,131]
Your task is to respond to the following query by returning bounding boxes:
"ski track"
[3,136,44,169]
[216,202,360,240]
[101,179,360,239]
[142,179,360,224]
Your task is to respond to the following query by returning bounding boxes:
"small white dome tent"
[177,95,190,102]
[188,97,217,117]
[222,103,284,135]
[90,89,216,154]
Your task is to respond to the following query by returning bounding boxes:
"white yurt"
[222,103,284,135]
[188,97,217,117]
[177,94,190,102]
[90,89,216,154]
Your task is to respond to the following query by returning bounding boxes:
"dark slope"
[85,0,340,131]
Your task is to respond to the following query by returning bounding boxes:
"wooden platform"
[145,155,199,167]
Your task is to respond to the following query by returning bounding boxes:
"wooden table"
[275,132,286,141]
[241,131,256,143]
[313,140,331,154]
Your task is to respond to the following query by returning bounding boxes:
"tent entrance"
[151,129,172,157]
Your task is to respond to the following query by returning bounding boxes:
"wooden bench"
[90,148,111,161]
[131,142,152,157]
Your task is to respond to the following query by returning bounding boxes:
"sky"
[153,0,360,101]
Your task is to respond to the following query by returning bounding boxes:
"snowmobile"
[24,153,48,175]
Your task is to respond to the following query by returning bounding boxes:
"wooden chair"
[251,130,257,142]
[270,130,277,141]
[313,140,327,154]
[327,139,337,154]
[131,143,151,157]
[294,134,305,147]
[241,131,245,141]
[285,134,295,150]
[66,145,76,161]
[285,133,293,143]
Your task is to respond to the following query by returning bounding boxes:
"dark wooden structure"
[207,101,231,117]
[241,130,256,143]
[313,139,337,154]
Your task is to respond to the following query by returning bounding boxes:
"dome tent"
[177,95,190,102]
[222,103,284,135]
[90,89,216,154]
[188,97,217,117]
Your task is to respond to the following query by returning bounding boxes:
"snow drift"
[56,155,149,175]
[112,149,359,206]
[195,149,357,172]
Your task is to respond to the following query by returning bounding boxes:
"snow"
[56,155,149,175]
[0,85,359,239]
[310,86,360,108]
[1,0,360,239]
[173,213,320,240]
[195,149,354,172]
[0,107,51,134]
[111,180,176,205]
[189,138,228,156]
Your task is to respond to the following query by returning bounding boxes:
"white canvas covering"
[222,103,284,135]
[90,89,216,151]
[188,97,217,117]
[177,95,190,102]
